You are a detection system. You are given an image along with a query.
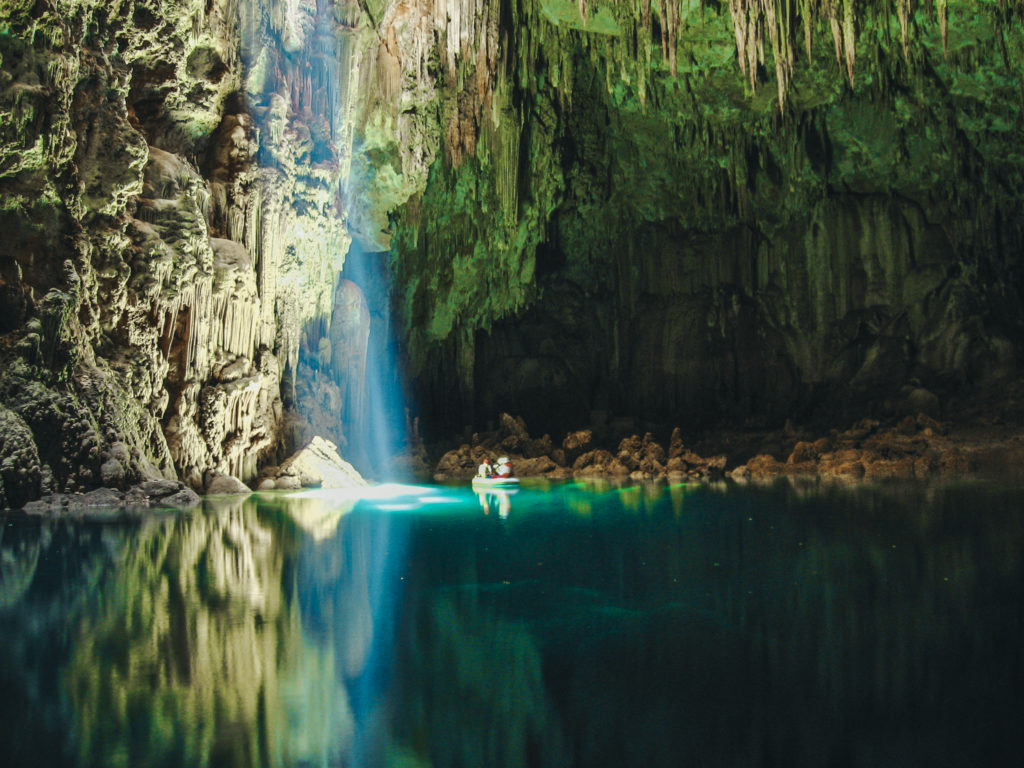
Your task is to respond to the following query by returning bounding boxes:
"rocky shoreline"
[17,479,202,517]
[434,412,1024,485]
[7,436,367,515]
[5,412,1022,515]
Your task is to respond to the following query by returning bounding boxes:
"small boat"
[471,475,520,488]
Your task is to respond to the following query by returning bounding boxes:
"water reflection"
[474,487,515,518]
[1,481,1023,767]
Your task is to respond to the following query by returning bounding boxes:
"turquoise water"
[1,480,1022,767]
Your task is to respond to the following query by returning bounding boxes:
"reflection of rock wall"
[63,500,355,768]
[394,592,567,768]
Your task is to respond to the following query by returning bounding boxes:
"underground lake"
[2,479,1022,768]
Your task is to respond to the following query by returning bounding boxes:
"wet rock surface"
[17,480,201,517]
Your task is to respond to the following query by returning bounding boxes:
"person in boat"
[478,458,493,478]
[495,456,513,478]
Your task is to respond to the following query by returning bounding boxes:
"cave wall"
[0,0,373,505]
[380,0,1024,438]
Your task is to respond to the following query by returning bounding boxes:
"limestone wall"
[0,0,367,504]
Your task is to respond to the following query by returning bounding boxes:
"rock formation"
[0,0,362,505]
[383,1,1024,441]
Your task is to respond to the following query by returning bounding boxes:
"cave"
[2,1,1024,499]
[2,2,1024,766]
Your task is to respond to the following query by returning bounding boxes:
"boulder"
[160,488,202,507]
[277,436,367,489]
[205,473,252,495]
[562,429,593,462]
[138,479,183,498]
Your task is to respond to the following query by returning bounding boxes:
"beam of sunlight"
[237,2,412,765]
[337,241,409,482]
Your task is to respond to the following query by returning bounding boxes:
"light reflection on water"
[1,480,1023,767]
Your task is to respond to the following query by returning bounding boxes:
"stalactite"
[936,0,948,54]
[802,0,812,59]
[841,0,856,84]
[897,0,910,62]
[659,0,669,62]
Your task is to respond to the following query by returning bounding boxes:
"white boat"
[471,476,520,488]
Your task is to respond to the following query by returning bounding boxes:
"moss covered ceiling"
[373,0,1024,369]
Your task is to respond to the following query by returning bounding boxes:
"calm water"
[1,480,1022,768]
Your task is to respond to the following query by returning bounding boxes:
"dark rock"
[787,441,818,464]
[901,387,940,417]
[523,433,554,458]
[158,488,201,507]
[562,430,593,462]
[99,458,125,487]
[78,488,125,507]
[516,456,558,475]
[139,479,183,499]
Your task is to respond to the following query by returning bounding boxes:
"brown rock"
[668,427,686,459]
[615,446,639,471]
[916,413,947,434]
[863,458,916,479]
[617,434,642,454]
[573,449,614,471]
[729,465,750,480]
[839,419,880,443]
[563,429,594,462]
[812,436,834,454]
[787,441,818,464]
[746,454,784,479]
[818,449,866,478]
[516,456,558,475]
